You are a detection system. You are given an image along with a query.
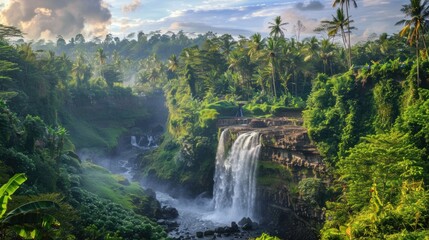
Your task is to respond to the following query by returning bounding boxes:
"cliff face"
[220,117,326,240]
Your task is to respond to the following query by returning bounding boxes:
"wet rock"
[238,217,253,227]
[145,188,157,198]
[249,119,268,128]
[204,230,214,236]
[160,206,179,219]
[157,219,178,232]
[231,222,239,232]
[157,219,166,225]
[196,232,204,238]
[253,222,260,229]
[242,223,253,231]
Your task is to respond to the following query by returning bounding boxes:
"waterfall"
[131,136,141,148]
[211,128,261,222]
[131,136,137,146]
[147,135,154,147]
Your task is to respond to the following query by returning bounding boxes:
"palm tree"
[228,48,252,97]
[0,24,23,40]
[321,8,355,67]
[95,48,106,80]
[167,54,179,74]
[332,0,357,66]
[266,37,279,97]
[396,0,429,87]
[303,36,320,62]
[72,54,90,88]
[319,39,337,74]
[217,34,237,57]
[95,48,106,66]
[248,33,265,59]
[269,16,288,39]
[253,68,269,93]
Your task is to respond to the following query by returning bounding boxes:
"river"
[78,134,264,239]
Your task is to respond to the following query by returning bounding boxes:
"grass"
[80,161,146,209]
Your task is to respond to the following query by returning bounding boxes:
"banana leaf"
[0,173,27,218]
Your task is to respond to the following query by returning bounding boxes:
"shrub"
[270,106,288,116]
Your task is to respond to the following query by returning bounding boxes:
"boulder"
[196,232,204,238]
[242,223,253,231]
[231,221,239,232]
[160,206,179,219]
[238,217,253,227]
[204,230,215,236]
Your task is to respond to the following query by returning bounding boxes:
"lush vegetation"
[302,1,429,239]
[0,24,169,239]
[2,0,429,239]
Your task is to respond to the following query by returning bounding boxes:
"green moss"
[257,161,293,187]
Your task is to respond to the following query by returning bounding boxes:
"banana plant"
[0,173,27,218]
[0,173,60,239]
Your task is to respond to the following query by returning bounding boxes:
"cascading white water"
[210,128,261,222]
[147,135,154,147]
[131,136,140,148]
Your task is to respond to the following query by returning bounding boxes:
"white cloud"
[122,0,141,13]
[362,0,390,7]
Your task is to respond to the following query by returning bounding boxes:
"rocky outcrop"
[218,116,326,240]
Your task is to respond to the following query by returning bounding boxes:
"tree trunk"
[417,40,420,87]
[345,1,352,67]
[271,59,277,98]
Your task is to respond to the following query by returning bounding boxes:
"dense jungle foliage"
[1,0,429,239]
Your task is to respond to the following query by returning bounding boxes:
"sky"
[0,0,407,43]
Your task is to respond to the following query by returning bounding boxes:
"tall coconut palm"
[332,0,357,66]
[321,8,355,67]
[396,0,429,87]
[217,34,237,57]
[72,54,90,88]
[269,16,288,39]
[319,39,337,74]
[167,54,179,73]
[248,33,265,59]
[303,36,320,62]
[266,37,279,98]
[95,48,106,66]
[95,48,106,80]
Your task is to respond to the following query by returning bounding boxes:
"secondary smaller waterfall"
[210,128,261,222]
[131,136,141,148]
[131,135,157,149]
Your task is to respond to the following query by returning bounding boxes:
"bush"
[199,109,219,128]
[205,100,237,117]
[298,178,324,207]
[270,106,288,116]
[70,188,167,240]
[255,233,281,240]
